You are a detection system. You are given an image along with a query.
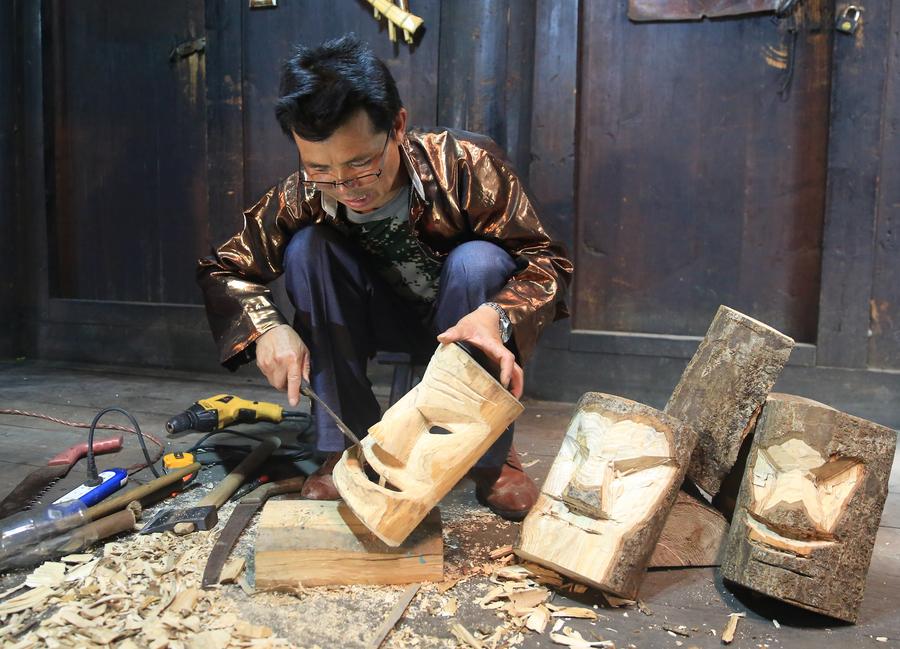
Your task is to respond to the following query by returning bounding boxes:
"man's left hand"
[437,305,524,398]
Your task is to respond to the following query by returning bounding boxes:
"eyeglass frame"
[298,132,392,192]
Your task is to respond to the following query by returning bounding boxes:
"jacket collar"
[319,132,427,217]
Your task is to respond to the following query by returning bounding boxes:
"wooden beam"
[255,501,442,589]
[721,393,896,623]
[649,490,728,568]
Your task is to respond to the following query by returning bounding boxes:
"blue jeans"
[283,225,517,468]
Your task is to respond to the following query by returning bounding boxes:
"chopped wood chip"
[602,594,635,607]
[54,607,92,628]
[525,605,551,633]
[722,612,745,644]
[0,586,54,615]
[64,559,99,582]
[547,605,599,620]
[549,626,615,647]
[506,587,549,610]
[209,612,238,630]
[439,597,458,617]
[663,624,691,637]
[489,544,514,560]
[60,553,94,564]
[521,459,540,468]
[186,629,232,649]
[450,622,485,648]
[167,588,203,616]
[234,620,273,639]
[25,562,66,588]
[436,576,462,593]
[219,557,245,584]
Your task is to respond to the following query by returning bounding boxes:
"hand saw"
[0,436,123,518]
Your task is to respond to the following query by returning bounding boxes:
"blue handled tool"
[52,468,129,508]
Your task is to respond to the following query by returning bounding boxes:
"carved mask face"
[543,410,677,532]
[746,438,864,556]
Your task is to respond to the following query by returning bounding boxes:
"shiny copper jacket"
[197,128,573,369]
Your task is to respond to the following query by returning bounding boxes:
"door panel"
[47,0,208,304]
[574,1,831,342]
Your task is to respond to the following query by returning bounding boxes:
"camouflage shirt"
[345,185,443,316]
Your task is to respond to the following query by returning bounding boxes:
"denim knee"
[442,240,516,285]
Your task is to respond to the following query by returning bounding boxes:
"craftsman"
[197,35,572,520]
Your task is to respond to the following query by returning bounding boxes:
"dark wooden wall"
[0,1,19,357]
[7,0,900,427]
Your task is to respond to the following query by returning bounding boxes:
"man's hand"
[255,324,310,407]
[437,305,524,398]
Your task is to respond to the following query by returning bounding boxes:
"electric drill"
[165,394,306,434]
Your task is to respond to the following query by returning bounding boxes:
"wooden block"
[649,489,728,568]
[666,305,794,498]
[254,500,443,590]
[333,343,523,546]
[515,393,697,599]
[720,393,896,622]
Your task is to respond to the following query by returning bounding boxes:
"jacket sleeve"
[196,175,306,370]
[457,146,574,362]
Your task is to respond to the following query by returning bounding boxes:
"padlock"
[836,5,862,34]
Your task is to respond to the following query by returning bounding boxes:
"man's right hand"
[255,324,310,407]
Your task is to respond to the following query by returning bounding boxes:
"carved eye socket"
[428,426,453,435]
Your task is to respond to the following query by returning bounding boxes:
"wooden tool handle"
[47,435,124,466]
[244,475,306,503]
[85,462,200,521]
[198,436,282,508]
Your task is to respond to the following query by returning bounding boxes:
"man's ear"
[393,108,408,137]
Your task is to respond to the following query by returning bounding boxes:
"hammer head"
[140,506,218,534]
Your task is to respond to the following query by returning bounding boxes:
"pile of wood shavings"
[0,530,292,649]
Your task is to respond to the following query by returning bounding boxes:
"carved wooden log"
[649,490,728,568]
[333,343,523,546]
[255,500,442,589]
[514,393,697,598]
[720,393,896,622]
[666,305,794,498]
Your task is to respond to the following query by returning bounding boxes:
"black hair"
[275,34,403,141]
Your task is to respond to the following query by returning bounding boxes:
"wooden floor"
[0,359,898,648]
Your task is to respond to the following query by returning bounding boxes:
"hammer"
[141,436,281,535]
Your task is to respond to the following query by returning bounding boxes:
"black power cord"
[87,407,162,483]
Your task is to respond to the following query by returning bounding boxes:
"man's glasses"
[299,133,391,191]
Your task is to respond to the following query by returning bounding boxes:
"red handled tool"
[0,436,123,518]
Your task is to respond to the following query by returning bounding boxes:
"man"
[197,35,572,520]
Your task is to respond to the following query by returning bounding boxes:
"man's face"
[293,108,408,214]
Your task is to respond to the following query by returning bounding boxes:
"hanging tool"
[165,394,307,434]
[0,436,123,518]
[300,379,361,447]
[141,436,281,535]
[201,475,305,588]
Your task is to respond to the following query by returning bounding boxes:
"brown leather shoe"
[300,451,342,500]
[468,446,538,521]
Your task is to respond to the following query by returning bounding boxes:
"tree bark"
[666,305,794,497]
[720,393,896,622]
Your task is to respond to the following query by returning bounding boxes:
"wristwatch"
[482,302,512,343]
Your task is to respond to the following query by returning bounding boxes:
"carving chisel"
[201,475,306,588]
[0,436,124,518]
[300,379,361,447]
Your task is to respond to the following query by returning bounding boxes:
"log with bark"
[720,393,896,622]
[665,305,794,499]
[515,393,697,598]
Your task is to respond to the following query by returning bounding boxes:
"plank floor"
[0,359,898,648]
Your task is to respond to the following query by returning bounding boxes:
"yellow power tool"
[164,394,306,434]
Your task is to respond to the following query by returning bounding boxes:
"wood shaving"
[24,561,66,588]
[219,557,245,584]
[549,626,615,648]
[722,612,745,644]
[450,622,485,648]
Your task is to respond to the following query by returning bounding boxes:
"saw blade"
[0,464,71,518]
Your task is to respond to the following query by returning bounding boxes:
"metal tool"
[142,436,282,535]
[86,462,200,520]
[165,394,307,434]
[300,379,361,446]
[201,475,305,588]
[0,436,124,518]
